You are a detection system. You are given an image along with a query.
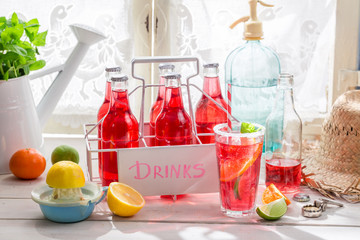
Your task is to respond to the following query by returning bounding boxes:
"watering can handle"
[131,56,200,138]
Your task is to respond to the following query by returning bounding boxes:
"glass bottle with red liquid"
[265,73,302,193]
[155,73,194,146]
[155,72,194,200]
[149,63,175,146]
[97,67,122,179]
[101,75,139,186]
[195,63,228,144]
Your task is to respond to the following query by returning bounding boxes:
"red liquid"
[266,158,301,193]
[101,89,139,186]
[195,76,228,144]
[149,76,166,146]
[216,142,262,213]
[155,87,194,146]
[97,81,112,179]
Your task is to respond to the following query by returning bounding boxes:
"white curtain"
[0,0,335,132]
[155,0,336,120]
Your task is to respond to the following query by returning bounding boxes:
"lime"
[107,182,145,217]
[51,145,79,164]
[256,197,287,221]
[46,161,85,189]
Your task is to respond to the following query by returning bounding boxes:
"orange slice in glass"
[219,143,262,182]
[262,183,291,205]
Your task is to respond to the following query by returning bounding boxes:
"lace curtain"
[0,0,335,132]
[156,0,336,120]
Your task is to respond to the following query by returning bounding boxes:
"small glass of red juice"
[214,123,264,218]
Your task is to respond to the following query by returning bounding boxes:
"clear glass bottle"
[195,63,228,144]
[101,75,139,186]
[155,73,194,146]
[149,63,175,146]
[97,67,121,179]
[265,73,302,193]
[225,0,280,131]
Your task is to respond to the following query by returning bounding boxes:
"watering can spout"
[36,24,106,128]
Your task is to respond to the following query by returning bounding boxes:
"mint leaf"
[11,12,19,26]
[29,60,46,71]
[241,122,258,133]
[32,31,47,46]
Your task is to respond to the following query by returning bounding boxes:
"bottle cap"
[302,205,322,218]
[229,0,274,40]
[105,67,122,72]
[163,73,181,79]
[203,63,219,68]
[159,63,175,70]
[293,193,310,202]
[111,75,128,82]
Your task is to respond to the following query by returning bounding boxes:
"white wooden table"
[0,135,359,240]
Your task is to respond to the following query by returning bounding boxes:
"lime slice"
[256,197,287,221]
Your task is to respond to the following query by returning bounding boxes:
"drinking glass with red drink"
[214,122,264,218]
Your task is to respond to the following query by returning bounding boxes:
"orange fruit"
[9,148,46,179]
[219,143,262,182]
[262,183,291,205]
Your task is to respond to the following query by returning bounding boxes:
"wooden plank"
[0,219,359,240]
[2,186,360,228]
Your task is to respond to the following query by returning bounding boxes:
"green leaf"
[3,70,9,80]
[11,13,19,26]
[29,60,45,71]
[0,17,6,31]
[241,122,258,133]
[25,19,39,41]
[32,30,47,46]
[6,44,27,56]
[1,24,24,43]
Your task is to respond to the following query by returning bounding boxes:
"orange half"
[262,183,291,205]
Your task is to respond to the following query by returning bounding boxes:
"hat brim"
[302,144,360,203]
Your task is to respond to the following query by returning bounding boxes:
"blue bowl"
[31,182,108,223]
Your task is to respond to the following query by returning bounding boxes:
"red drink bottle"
[97,67,122,179]
[195,63,228,144]
[101,75,139,186]
[149,63,175,146]
[155,73,194,146]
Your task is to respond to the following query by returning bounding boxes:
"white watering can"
[0,24,106,174]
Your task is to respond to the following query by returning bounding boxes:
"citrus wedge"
[262,183,291,205]
[219,143,262,182]
[107,182,145,217]
[256,197,287,221]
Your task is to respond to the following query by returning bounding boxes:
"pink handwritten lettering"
[129,161,151,180]
[154,165,163,179]
[183,164,191,178]
[193,163,205,178]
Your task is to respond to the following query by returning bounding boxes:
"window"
[2,0,358,137]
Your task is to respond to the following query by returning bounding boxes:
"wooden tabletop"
[0,135,359,239]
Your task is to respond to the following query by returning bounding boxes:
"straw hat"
[302,90,360,203]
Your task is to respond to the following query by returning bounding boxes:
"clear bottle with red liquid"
[149,63,175,146]
[265,73,302,193]
[97,67,122,180]
[195,63,228,144]
[101,75,139,186]
[155,73,194,146]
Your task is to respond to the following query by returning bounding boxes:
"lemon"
[46,161,85,189]
[107,182,145,217]
[256,197,288,221]
[51,145,79,165]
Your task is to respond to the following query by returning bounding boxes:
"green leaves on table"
[0,12,47,80]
